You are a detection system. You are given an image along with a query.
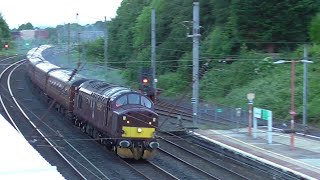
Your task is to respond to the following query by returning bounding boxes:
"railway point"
[193,128,320,180]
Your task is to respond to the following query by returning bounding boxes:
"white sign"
[253,107,262,118]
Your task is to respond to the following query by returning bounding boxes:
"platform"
[0,113,65,179]
[194,128,320,180]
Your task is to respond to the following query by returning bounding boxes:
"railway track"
[0,57,86,179]
[0,56,159,179]
[157,131,255,179]
[157,147,222,179]
[2,51,314,179]
[155,99,241,129]
[159,131,300,179]
[122,159,178,179]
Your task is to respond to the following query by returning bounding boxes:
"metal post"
[253,116,257,138]
[248,101,253,136]
[247,93,255,136]
[151,8,157,100]
[76,13,81,68]
[67,23,70,64]
[268,112,273,144]
[214,105,217,121]
[290,60,296,149]
[104,16,108,69]
[303,45,308,126]
[192,0,200,127]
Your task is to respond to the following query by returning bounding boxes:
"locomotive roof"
[79,80,133,100]
[49,69,87,83]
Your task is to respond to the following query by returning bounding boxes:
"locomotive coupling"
[149,142,159,149]
[119,140,131,148]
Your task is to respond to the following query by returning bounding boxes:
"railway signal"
[142,78,149,85]
[139,68,155,101]
[4,43,9,50]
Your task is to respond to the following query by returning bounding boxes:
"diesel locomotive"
[26,45,159,159]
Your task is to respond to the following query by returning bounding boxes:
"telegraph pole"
[151,8,157,100]
[192,0,200,127]
[104,16,108,69]
[67,23,70,64]
[76,13,81,68]
[303,45,308,126]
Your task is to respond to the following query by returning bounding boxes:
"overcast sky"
[0,0,123,29]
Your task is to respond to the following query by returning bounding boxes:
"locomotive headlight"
[137,128,142,133]
[153,118,156,122]
[123,116,126,120]
[127,121,130,124]
[148,122,152,125]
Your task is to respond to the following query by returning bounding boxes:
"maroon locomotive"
[26,45,159,159]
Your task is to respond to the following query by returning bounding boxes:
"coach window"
[141,96,151,108]
[128,94,140,105]
[115,95,127,107]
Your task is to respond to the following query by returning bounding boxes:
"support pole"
[253,117,257,138]
[67,23,70,64]
[76,13,81,68]
[248,102,253,136]
[290,60,296,149]
[268,113,273,144]
[303,45,308,126]
[192,0,200,127]
[104,16,108,69]
[151,8,157,100]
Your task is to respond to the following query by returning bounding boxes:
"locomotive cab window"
[141,96,152,108]
[116,95,127,107]
[128,94,140,105]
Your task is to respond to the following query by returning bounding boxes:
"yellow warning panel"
[122,126,155,138]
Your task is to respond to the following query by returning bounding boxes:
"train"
[26,45,159,160]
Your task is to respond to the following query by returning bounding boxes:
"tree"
[0,13,10,50]
[0,13,10,39]
[18,22,34,30]
[310,13,320,43]
[231,0,320,52]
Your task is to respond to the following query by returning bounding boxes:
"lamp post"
[247,93,255,136]
[273,59,313,149]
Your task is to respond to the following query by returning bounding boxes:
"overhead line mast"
[191,0,200,127]
[151,8,157,100]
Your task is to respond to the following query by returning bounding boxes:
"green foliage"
[84,38,104,62]
[107,0,150,69]
[133,6,152,49]
[18,22,34,30]
[310,13,320,43]
[202,27,232,57]
[50,0,320,123]
[0,13,10,46]
[231,0,320,51]
[157,72,189,97]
